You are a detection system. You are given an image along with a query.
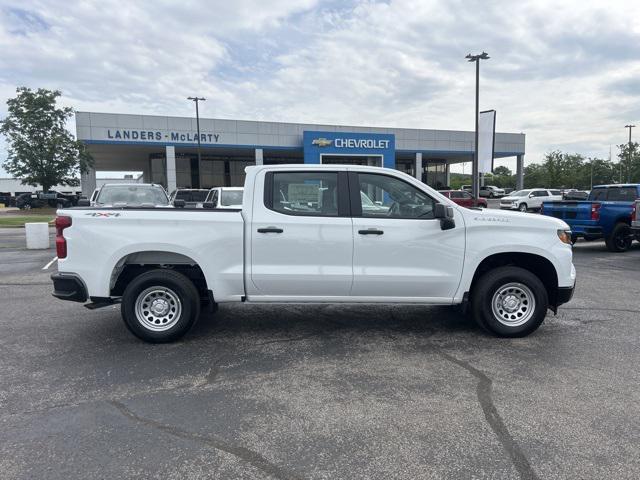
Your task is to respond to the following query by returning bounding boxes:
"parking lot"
[1,227,639,480]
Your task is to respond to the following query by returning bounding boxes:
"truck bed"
[56,207,246,302]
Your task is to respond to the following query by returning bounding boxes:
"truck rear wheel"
[121,269,201,343]
[604,223,632,252]
[471,266,548,337]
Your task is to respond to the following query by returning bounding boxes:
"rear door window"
[268,171,342,217]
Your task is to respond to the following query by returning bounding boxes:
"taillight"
[591,203,600,221]
[632,202,638,221]
[55,216,72,258]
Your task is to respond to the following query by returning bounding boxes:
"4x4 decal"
[85,212,121,217]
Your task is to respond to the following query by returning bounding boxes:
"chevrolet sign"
[312,138,333,147]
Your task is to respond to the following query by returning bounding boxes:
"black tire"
[604,223,632,253]
[121,269,201,343]
[471,266,548,337]
[518,203,528,212]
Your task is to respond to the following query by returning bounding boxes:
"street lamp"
[466,52,490,200]
[625,124,635,183]
[188,96,206,187]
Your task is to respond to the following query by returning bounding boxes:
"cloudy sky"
[0,0,639,175]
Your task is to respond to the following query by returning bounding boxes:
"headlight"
[512,201,518,205]
[557,229,572,245]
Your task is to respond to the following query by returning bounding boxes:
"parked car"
[203,187,244,209]
[479,185,505,198]
[541,184,640,251]
[52,164,575,343]
[503,188,514,195]
[86,184,170,208]
[16,191,76,210]
[438,190,487,208]
[461,185,472,192]
[0,193,13,207]
[500,189,563,212]
[169,189,209,208]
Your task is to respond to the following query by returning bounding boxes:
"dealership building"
[76,112,526,196]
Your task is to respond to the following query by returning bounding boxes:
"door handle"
[358,229,384,235]
[257,227,284,233]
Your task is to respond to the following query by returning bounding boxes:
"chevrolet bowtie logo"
[312,138,332,147]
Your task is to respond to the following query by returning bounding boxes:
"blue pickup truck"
[541,184,640,252]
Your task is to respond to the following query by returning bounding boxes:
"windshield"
[96,185,169,206]
[510,190,531,197]
[221,190,243,206]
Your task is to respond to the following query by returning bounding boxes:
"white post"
[255,148,264,165]
[445,163,451,187]
[415,152,422,182]
[80,167,96,197]
[166,145,177,193]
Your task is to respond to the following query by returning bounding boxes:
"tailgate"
[542,201,593,221]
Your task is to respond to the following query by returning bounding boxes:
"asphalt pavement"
[0,227,639,479]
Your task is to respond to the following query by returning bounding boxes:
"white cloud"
[1,0,639,175]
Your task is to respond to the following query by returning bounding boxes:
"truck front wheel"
[604,223,632,252]
[121,269,201,343]
[471,266,548,337]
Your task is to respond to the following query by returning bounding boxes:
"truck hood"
[460,206,569,230]
[500,195,526,202]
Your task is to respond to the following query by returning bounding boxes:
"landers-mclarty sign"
[106,129,220,143]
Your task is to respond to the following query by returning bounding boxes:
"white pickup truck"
[52,165,576,343]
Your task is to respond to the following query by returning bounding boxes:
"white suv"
[500,189,563,212]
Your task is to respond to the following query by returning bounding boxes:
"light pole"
[188,96,206,187]
[625,124,635,183]
[466,52,490,199]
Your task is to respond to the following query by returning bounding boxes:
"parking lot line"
[42,256,58,270]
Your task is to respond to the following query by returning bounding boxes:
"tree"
[493,166,512,177]
[0,87,93,192]
[617,142,640,183]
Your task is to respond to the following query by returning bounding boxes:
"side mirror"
[77,199,90,207]
[173,199,186,208]
[435,203,455,230]
[529,193,535,198]
[202,202,216,209]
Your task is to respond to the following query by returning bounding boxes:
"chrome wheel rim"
[491,282,535,327]
[519,204,527,212]
[135,286,182,332]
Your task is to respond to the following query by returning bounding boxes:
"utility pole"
[465,52,490,200]
[188,96,206,187]
[625,124,635,183]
